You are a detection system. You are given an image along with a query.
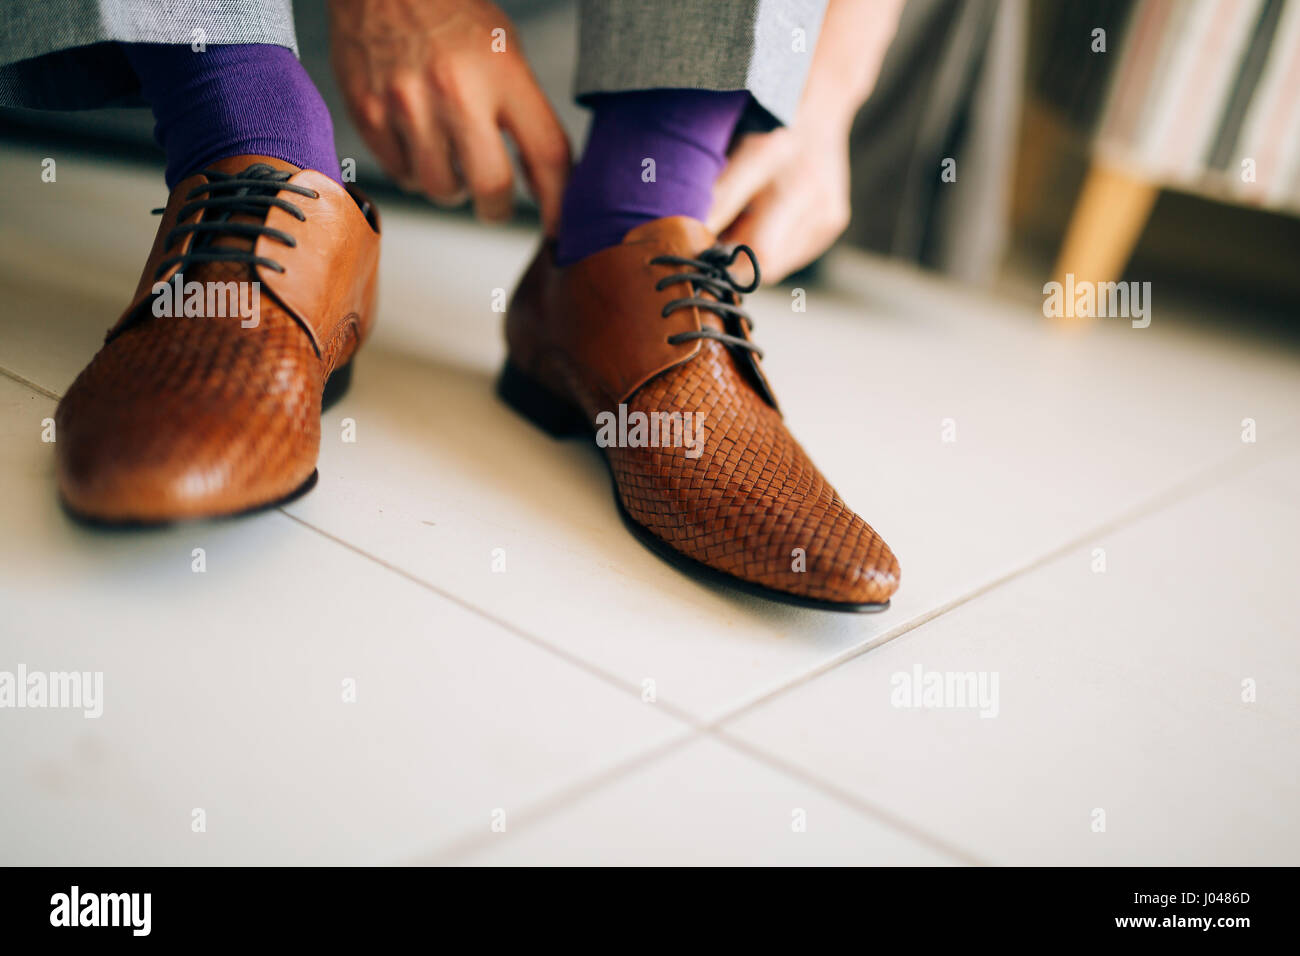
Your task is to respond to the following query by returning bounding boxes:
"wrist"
[796,92,861,145]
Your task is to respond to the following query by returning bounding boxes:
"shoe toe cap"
[804,520,901,607]
[54,385,317,523]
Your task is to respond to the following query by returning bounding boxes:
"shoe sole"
[60,360,354,528]
[496,360,891,614]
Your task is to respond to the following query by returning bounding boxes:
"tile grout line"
[283,507,987,864]
[582,431,1296,866]
[0,364,61,401]
[8,352,1289,864]
[705,428,1298,732]
[0,371,731,862]
[9,360,1295,864]
[279,517,985,864]
[291,430,1293,867]
[713,728,987,865]
[410,723,981,866]
[402,730,699,865]
[278,508,705,732]
[0,367,729,863]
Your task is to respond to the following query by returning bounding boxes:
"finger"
[725,205,839,284]
[719,190,802,284]
[353,97,412,186]
[707,131,792,235]
[501,78,571,235]
[388,80,466,202]
[446,111,516,223]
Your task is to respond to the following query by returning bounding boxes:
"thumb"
[719,188,805,285]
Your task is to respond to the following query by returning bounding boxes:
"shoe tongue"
[622,215,718,254]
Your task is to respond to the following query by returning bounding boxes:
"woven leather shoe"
[499,216,899,611]
[55,155,380,522]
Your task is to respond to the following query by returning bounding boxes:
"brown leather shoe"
[55,156,380,522]
[499,216,900,611]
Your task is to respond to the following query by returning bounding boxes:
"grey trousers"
[0,0,297,108]
[574,0,825,127]
[0,0,825,126]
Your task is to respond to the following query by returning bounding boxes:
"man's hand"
[707,0,903,282]
[708,117,852,285]
[328,0,571,232]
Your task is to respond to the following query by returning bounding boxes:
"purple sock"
[121,43,340,188]
[556,89,749,265]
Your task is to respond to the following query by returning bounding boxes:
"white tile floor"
[1,145,1297,865]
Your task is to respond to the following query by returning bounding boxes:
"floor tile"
[724,434,1300,864]
[0,377,686,864]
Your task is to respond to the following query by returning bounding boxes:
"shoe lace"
[650,244,764,359]
[151,163,318,279]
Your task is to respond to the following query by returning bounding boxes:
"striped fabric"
[1096,0,1300,212]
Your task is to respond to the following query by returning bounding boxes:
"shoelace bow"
[151,164,317,279]
[651,244,764,359]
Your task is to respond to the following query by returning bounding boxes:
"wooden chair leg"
[1050,161,1158,322]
